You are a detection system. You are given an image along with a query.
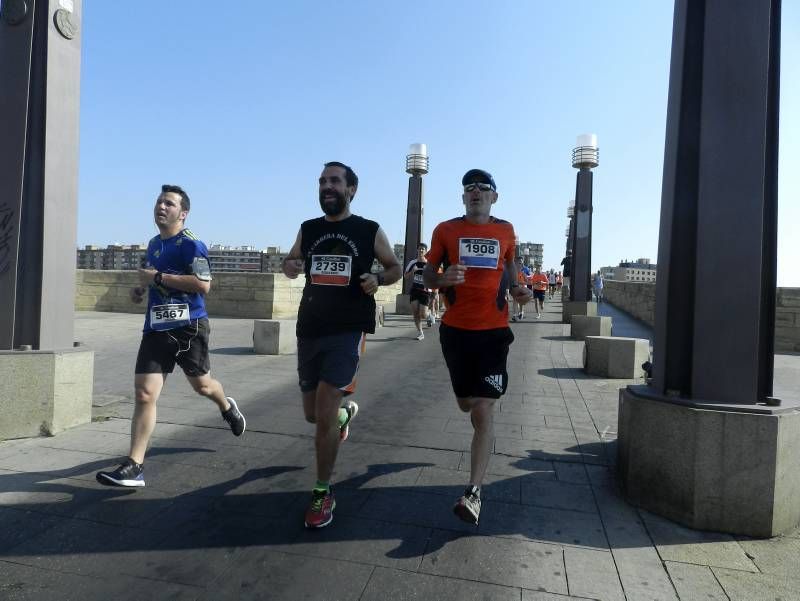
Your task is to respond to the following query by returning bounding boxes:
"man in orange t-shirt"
[424,168,532,526]
[530,265,549,319]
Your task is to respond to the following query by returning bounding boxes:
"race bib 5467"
[310,254,352,286]
[459,238,500,269]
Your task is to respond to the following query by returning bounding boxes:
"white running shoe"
[416,331,425,341]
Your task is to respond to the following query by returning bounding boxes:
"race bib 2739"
[310,254,352,286]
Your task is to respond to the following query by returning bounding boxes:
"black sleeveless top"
[297,214,379,337]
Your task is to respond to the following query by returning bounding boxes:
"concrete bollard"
[583,336,649,379]
[570,315,612,340]
[253,319,297,355]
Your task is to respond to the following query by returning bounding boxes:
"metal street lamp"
[401,143,428,294]
[568,134,599,302]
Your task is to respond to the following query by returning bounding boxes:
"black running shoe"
[222,397,246,436]
[96,458,145,488]
[453,485,481,524]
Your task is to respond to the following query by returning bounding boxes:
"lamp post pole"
[569,134,599,303]
[401,144,428,294]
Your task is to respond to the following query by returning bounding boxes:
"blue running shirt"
[143,229,210,332]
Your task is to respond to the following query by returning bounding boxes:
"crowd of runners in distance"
[94,162,571,530]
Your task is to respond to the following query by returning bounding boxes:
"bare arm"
[372,227,402,285]
[137,269,211,295]
[423,262,466,289]
[506,258,532,305]
[282,228,304,278]
[359,227,401,295]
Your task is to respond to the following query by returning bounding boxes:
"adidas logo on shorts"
[484,374,503,393]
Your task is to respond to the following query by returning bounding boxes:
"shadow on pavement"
[209,346,255,355]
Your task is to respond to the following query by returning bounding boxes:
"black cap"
[462,169,496,191]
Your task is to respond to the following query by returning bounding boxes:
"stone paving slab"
[563,547,625,601]
[419,529,568,593]
[664,561,728,601]
[361,567,521,601]
[1,301,799,600]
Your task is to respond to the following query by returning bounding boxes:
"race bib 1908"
[150,303,190,331]
[459,238,500,269]
[310,254,352,286]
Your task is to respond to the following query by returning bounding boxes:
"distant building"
[518,241,544,268]
[613,258,657,282]
[393,243,406,265]
[208,245,262,272]
[261,246,288,273]
[599,266,616,280]
[76,244,146,270]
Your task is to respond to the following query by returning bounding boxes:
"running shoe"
[416,331,425,341]
[453,485,481,524]
[339,400,359,441]
[305,488,336,528]
[510,316,517,323]
[96,458,145,488]
[431,314,437,326]
[426,314,433,327]
[222,397,246,436]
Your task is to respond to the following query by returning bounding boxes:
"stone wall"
[776,288,800,353]
[603,280,800,354]
[602,280,656,326]
[75,270,401,319]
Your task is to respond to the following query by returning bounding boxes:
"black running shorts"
[533,290,546,301]
[297,331,365,395]
[135,318,211,377]
[439,323,514,399]
[410,288,430,306]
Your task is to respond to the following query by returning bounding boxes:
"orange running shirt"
[426,217,516,330]
[531,273,549,291]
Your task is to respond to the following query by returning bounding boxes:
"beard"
[319,189,347,216]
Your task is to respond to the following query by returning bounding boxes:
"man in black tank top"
[283,161,402,529]
[403,243,433,340]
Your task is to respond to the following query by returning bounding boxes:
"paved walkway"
[1,296,799,600]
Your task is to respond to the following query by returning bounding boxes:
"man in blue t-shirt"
[96,184,246,488]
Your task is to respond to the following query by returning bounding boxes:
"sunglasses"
[464,182,494,192]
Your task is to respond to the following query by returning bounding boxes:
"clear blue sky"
[78,1,800,285]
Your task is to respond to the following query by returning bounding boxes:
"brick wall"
[603,280,800,354]
[75,271,401,319]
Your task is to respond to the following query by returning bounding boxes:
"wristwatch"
[154,272,163,286]
[376,272,385,286]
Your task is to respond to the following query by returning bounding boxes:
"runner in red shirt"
[530,265,549,319]
[424,168,532,525]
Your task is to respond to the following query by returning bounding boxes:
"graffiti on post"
[0,203,15,276]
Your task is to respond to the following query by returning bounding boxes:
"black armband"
[154,272,163,286]
[191,257,212,282]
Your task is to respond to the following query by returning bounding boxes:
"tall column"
[617,0,791,537]
[401,144,428,295]
[651,0,779,405]
[0,0,82,351]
